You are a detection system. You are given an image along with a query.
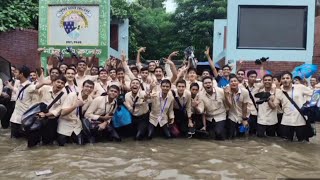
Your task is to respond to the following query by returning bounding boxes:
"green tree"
[0,0,38,32]
[136,0,166,9]
[173,0,227,60]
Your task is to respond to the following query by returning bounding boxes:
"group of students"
[0,47,317,148]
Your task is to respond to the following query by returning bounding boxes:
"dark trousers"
[90,124,121,143]
[191,114,204,130]
[249,114,257,135]
[27,118,58,147]
[206,120,226,140]
[257,124,277,137]
[57,132,84,146]
[226,119,240,139]
[277,113,283,137]
[132,113,149,140]
[3,101,15,129]
[0,104,7,125]
[11,122,25,138]
[280,125,309,141]
[147,123,171,139]
[174,109,188,136]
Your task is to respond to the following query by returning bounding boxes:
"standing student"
[85,85,121,142]
[124,79,150,140]
[57,80,94,146]
[172,79,192,137]
[9,66,32,138]
[256,75,278,137]
[275,71,313,141]
[148,79,175,139]
[195,76,228,140]
[64,68,79,94]
[93,69,109,97]
[27,75,67,147]
[224,74,250,139]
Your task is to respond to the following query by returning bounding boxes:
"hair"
[77,60,87,65]
[273,73,281,82]
[229,73,239,81]
[294,76,302,81]
[130,66,139,73]
[140,67,149,72]
[109,85,120,92]
[202,76,213,83]
[69,64,76,68]
[281,71,293,79]
[237,69,245,74]
[190,82,199,90]
[130,78,141,85]
[17,65,31,78]
[54,75,67,83]
[91,66,99,71]
[49,67,62,75]
[155,66,164,72]
[246,70,258,78]
[263,74,273,80]
[202,69,210,74]
[176,79,186,86]
[65,67,76,73]
[161,79,171,87]
[222,65,231,70]
[59,63,68,68]
[116,67,125,74]
[30,70,36,74]
[149,61,156,65]
[109,68,116,73]
[99,69,108,75]
[188,67,197,74]
[83,79,94,87]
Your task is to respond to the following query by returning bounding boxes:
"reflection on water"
[0,124,320,179]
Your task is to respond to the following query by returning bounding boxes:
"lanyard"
[100,82,107,92]
[232,88,241,104]
[159,95,168,116]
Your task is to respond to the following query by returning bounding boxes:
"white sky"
[163,0,177,13]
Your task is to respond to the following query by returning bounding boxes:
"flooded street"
[0,125,319,179]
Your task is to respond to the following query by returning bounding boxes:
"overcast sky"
[164,0,177,13]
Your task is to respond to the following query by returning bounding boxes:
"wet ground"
[0,125,319,180]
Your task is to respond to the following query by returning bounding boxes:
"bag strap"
[171,90,186,112]
[47,92,64,110]
[246,86,258,111]
[282,91,307,122]
[140,83,145,91]
[65,86,70,94]
[132,96,139,112]
[16,84,31,100]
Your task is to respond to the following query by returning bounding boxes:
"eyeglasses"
[237,73,244,76]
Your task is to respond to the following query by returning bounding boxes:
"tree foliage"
[0,0,38,32]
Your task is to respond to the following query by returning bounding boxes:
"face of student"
[11,67,16,76]
[108,88,119,99]
[281,74,292,87]
[203,79,213,93]
[148,62,156,72]
[99,71,108,81]
[77,62,87,72]
[155,68,163,80]
[30,72,37,81]
[140,70,148,79]
[230,77,239,89]
[188,71,197,81]
[15,70,22,80]
[50,69,60,81]
[177,83,186,94]
[59,65,68,74]
[310,78,317,86]
[263,76,273,88]
[82,83,94,96]
[130,80,140,94]
[161,83,171,94]
[132,70,139,77]
[116,71,125,80]
[53,79,66,91]
[273,78,280,87]
[65,69,75,82]
[109,70,116,79]
[248,73,257,84]
[222,67,231,77]
[237,71,245,82]
[218,70,223,77]
[190,86,199,97]
[91,67,99,76]
[202,71,210,78]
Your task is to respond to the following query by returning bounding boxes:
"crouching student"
[124,79,150,140]
[224,74,250,139]
[57,80,95,146]
[256,75,279,137]
[27,75,67,147]
[84,85,121,142]
[172,80,192,137]
[195,76,227,140]
[148,79,175,139]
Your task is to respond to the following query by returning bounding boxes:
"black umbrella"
[0,56,12,82]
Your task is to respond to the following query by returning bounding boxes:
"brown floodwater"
[0,124,319,179]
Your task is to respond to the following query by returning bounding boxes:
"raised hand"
[204,46,210,56]
[138,47,146,53]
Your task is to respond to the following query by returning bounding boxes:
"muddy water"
[0,125,319,180]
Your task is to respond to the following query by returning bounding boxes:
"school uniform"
[172,89,192,136]
[246,83,261,135]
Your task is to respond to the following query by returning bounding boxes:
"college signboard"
[39,0,109,66]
